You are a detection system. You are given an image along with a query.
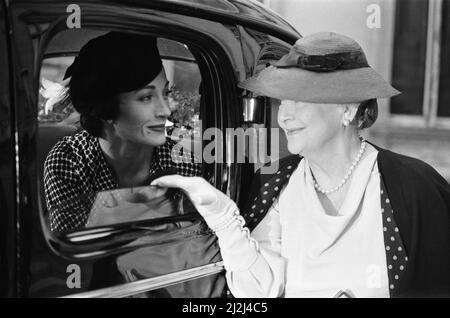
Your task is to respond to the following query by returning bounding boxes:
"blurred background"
[258,0,450,180]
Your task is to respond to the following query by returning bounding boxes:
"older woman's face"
[113,69,172,146]
[278,100,345,155]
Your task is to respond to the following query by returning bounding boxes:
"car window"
[38,34,203,232]
[34,26,227,297]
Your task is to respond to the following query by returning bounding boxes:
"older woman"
[44,32,200,232]
[151,32,450,297]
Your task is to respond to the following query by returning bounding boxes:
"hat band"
[274,50,369,72]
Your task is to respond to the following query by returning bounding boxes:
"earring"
[343,119,350,127]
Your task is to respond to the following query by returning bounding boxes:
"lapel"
[242,155,301,231]
[370,145,412,254]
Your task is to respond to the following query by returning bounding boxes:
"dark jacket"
[241,145,450,297]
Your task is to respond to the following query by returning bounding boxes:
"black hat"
[64,32,163,98]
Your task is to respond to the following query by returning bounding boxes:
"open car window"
[34,27,226,298]
[38,34,203,233]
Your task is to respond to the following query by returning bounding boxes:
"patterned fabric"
[380,177,408,295]
[242,156,408,297]
[44,130,201,232]
[242,156,301,232]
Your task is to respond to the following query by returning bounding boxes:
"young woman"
[44,32,200,232]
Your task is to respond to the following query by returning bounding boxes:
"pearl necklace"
[312,137,367,194]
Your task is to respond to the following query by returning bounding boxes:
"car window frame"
[36,28,237,259]
[9,1,243,297]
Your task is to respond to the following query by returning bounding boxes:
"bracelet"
[210,208,240,232]
[210,214,260,252]
[210,214,237,233]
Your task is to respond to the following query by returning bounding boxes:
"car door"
[0,0,16,298]
[3,0,299,298]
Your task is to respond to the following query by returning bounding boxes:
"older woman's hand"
[150,175,237,223]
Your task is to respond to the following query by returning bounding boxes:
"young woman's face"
[277,100,345,155]
[113,69,172,146]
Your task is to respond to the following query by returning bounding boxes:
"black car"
[0,0,300,297]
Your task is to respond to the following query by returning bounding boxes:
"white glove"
[150,176,238,226]
[152,176,261,273]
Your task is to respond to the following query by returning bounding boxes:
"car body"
[0,0,300,297]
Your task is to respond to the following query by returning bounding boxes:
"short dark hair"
[351,98,378,129]
[59,88,119,137]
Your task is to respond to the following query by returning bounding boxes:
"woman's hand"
[150,176,236,222]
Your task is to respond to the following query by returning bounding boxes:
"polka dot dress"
[242,157,408,296]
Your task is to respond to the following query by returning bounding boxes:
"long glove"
[151,175,261,273]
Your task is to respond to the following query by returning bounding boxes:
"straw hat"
[238,32,400,103]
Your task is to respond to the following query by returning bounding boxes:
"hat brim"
[238,66,400,103]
